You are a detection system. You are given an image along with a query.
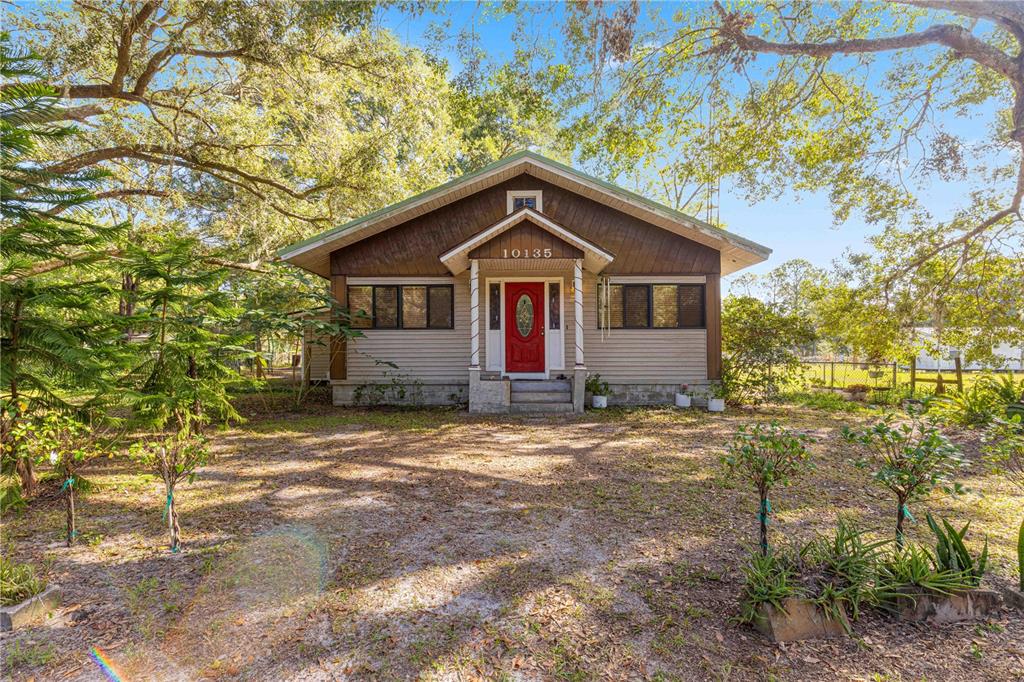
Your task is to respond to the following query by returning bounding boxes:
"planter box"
[999,586,1024,611]
[591,395,608,409]
[893,588,1002,624]
[0,586,60,632]
[707,398,725,412]
[753,597,849,642]
[674,393,691,408]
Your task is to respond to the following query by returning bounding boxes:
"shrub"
[0,555,46,606]
[737,548,800,624]
[877,543,975,596]
[722,421,815,555]
[585,373,610,396]
[928,384,999,427]
[925,514,988,588]
[842,409,967,547]
[721,296,817,404]
[800,518,892,621]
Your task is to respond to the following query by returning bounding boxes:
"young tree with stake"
[842,409,967,547]
[722,421,815,555]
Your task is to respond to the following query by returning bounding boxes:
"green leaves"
[925,513,988,588]
[722,420,816,489]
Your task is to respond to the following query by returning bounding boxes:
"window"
[348,286,373,329]
[548,282,560,329]
[488,283,501,330]
[347,284,454,329]
[506,190,543,214]
[599,283,705,329]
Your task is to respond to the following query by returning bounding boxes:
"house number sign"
[501,248,553,258]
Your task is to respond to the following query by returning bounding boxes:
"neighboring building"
[279,151,770,413]
[912,327,1024,371]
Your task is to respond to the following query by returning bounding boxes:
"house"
[279,151,770,413]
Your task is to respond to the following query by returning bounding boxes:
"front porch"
[443,208,613,414]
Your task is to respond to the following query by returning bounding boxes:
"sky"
[379,2,1002,292]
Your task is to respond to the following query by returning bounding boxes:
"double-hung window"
[599,283,705,329]
[347,285,454,329]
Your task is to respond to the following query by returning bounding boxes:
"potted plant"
[675,383,692,408]
[586,374,610,408]
[707,382,726,412]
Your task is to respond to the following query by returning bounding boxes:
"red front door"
[505,282,545,373]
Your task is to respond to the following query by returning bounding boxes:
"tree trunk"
[6,296,36,496]
[254,335,264,378]
[896,500,907,548]
[759,493,770,556]
[66,484,76,547]
[167,483,181,552]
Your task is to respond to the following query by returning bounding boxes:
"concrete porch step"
[510,402,575,414]
[511,391,572,403]
[510,380,571,393]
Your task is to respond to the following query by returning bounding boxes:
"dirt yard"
[3,403,1023,681]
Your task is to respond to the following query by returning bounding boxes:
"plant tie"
[60,476,75,493]
[163,491,173,520]
[758,498,772,524]
[902,503,915,522]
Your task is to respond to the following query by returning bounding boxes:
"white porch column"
[574,259,584,368]
[469,258,480,369]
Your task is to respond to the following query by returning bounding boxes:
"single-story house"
[279,151,770,413]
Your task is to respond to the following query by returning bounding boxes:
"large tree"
[553,1,1023,358]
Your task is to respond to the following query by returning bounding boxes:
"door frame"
[484,276,565,379]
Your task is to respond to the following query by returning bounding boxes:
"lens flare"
[89,647,123,682]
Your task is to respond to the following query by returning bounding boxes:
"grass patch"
[0,555,47,606]
[779,390,868,413]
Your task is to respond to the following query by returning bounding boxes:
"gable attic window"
[507,190,543,214]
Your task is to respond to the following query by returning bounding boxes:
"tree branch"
[713,1,1019,81]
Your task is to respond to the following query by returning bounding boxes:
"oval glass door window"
[515,294,534,337]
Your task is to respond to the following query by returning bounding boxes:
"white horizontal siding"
[582,273,708,384]
[343,273,470,384]
[478,265,575,375]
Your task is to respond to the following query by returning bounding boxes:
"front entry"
[504,282,545,373]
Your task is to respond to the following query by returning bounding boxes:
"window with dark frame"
[346,284,454,329]
[598,283,705,329]
[488,283,501,330]
[548,282,560,329]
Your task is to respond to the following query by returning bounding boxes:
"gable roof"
[278,150,771,277]
[439,207,614,275]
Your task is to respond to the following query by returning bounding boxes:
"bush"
[925,513,988,587]
[721,296,817,405]
[738,548,800,624]
[842,409,967,546]
[0,555,46,606]
[722,421,815,555]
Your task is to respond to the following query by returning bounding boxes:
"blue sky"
[380,2,1003,291]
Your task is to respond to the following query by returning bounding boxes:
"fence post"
[936,372,945,395]
[892,361,897,390]
[830,362,835,389]
[910,357,916,397]
[954,356,963,392]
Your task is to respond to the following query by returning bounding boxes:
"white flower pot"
[708,398,725,412]
[675,393,692,408]
[591,395,608,409]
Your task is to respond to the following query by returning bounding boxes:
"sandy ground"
[3,402,1023,681]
